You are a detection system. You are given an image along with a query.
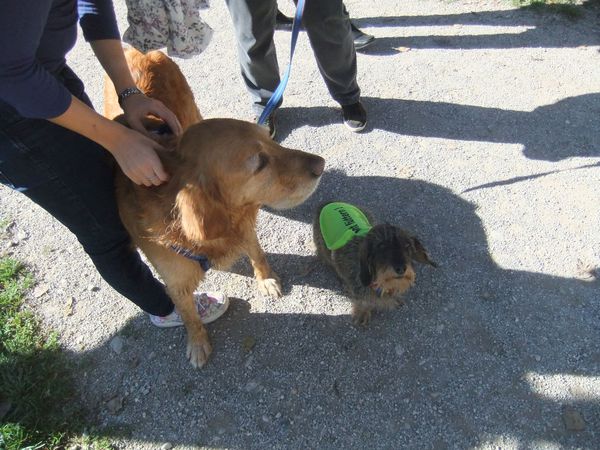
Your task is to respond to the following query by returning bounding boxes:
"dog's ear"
[175,184,229,241]
[410,236,438,267]
[359,238,376,286]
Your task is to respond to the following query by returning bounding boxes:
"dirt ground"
[1,0,599,448]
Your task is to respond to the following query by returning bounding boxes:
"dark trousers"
[0,67,174,317]
[225,0,360,115]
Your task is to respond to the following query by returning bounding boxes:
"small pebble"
[242,336,256,352]
[395,344,405,357]
[106,396,123,415]
[110,336,124,354]
[33,284,49,298]
[563,407,586,431]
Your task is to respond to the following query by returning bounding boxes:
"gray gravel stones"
[1,0,599,449]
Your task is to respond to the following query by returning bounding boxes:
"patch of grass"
[513,0,585,20]
[0,257,111,449]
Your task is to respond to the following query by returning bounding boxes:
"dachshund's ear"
[359,238,376,286]
[176,184,229,241]
[410,236,438,268]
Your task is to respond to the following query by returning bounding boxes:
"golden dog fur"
[105,48,325,368]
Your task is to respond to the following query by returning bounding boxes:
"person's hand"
[121,93,183,138]
[47,94,170,187]
[107,126,170,187]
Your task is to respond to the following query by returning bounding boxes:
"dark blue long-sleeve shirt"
[0,0,120,119]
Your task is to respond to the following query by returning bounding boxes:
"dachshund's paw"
[394,298,407,308]
[352,308,372,327]
[186,334,212,368]
[258,275,282,298]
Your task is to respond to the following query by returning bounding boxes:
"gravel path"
[1,0,599,448]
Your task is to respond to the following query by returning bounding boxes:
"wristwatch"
[117,87,143,106]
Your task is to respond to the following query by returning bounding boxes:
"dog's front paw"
[352,307,372,327]
[394,298,407,308]
[258,275,282,297]
[186,334,212,368]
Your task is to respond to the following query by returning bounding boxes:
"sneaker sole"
[201,294,230,324]
[344,121,367,133]
[256,120,276,139]
[355,38,376,51]
[150,294,230,327]
[149,315,184,328]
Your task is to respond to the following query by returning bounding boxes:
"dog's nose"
[310,157,325,177]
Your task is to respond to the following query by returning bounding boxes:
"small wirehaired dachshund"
[313,202,437,325]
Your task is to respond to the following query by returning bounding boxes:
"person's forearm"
[48,93,169,186]
[48,94,125,153]
[90,39,136,94]
[88,40,183,137]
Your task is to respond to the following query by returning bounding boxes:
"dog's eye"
[255,152,269,173]
[246,152,270,173]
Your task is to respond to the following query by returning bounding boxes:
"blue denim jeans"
[0,67,174,317]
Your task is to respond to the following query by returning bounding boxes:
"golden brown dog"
[105,49,325,368]
[313,202,437,325]
[104,48,202,129]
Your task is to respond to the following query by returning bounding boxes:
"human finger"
[152,165,169,183]
[126,115,156,139]
[148,101,183,136]
[145,141,170,183]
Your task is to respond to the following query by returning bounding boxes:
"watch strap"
[117,87,143,106]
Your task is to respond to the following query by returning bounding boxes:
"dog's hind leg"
[137,240,211,368]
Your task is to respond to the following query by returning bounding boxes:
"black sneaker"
[256,112,277,139]
[275,10,294,31]
[351,23,375,50]
[342,102,367,132]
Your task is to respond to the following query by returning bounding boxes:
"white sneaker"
[149,291,229,328]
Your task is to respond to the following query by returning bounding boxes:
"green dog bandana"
[319,202,373,250]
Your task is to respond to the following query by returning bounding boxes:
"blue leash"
[257,0,306,125]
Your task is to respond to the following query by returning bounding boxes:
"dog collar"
[170,245,211,272]
[319,202,372,250]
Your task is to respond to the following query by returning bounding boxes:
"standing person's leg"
[301,0,366,131]
[0,100,175,317]
[343,3,376,50]
[302,0,360,107]
[224,0,280,118]
[277,3,375,50]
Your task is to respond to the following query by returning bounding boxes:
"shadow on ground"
[277,93,600,162]
[59,171,598,448]
[352,1,600,55]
